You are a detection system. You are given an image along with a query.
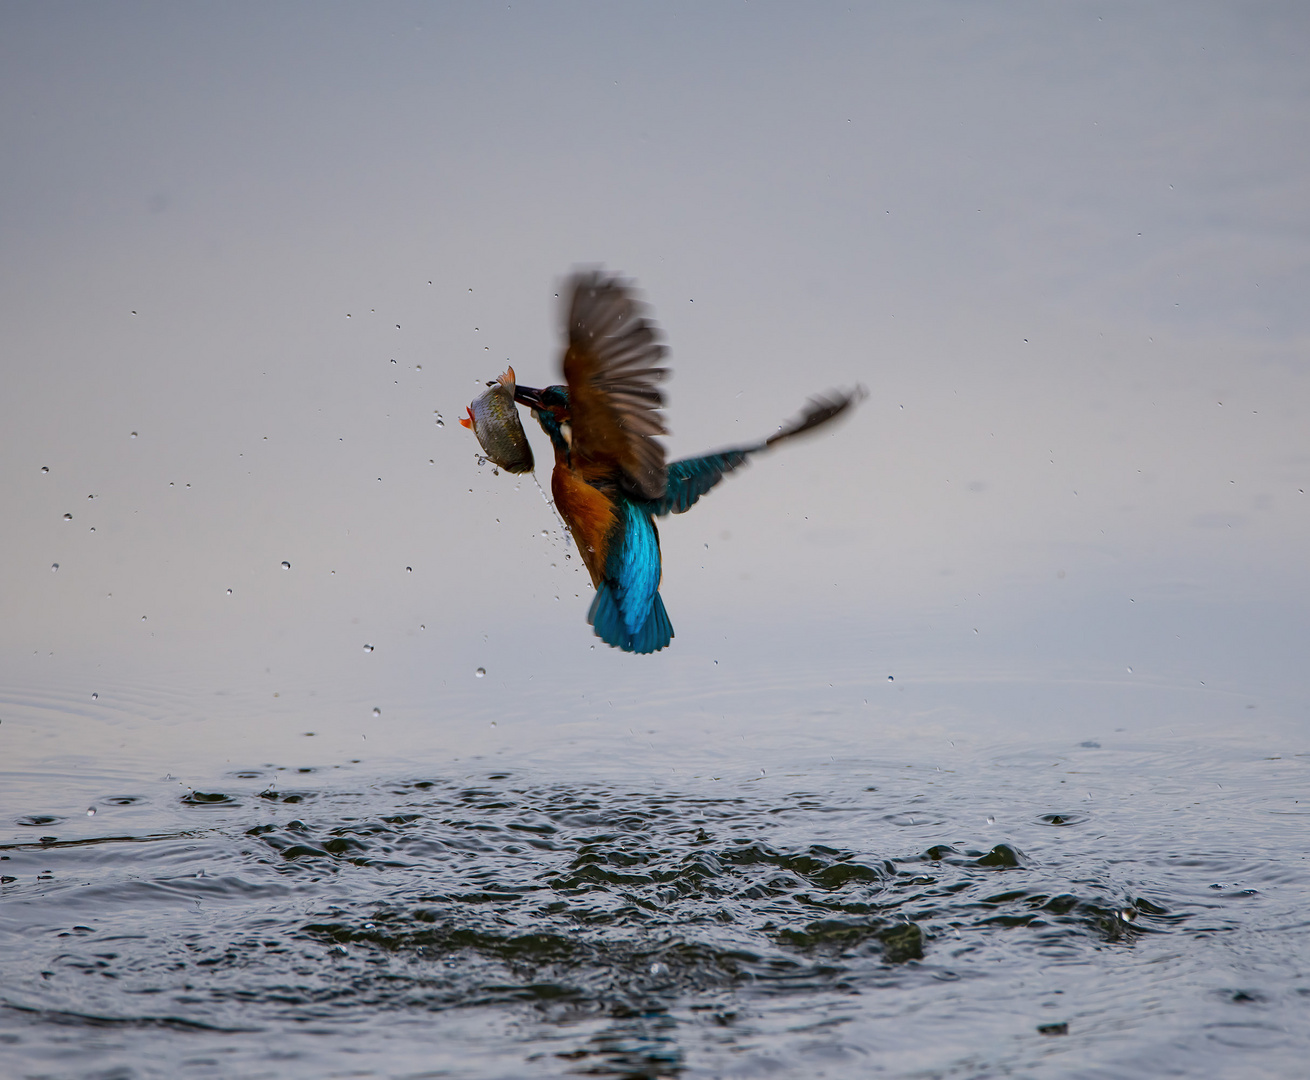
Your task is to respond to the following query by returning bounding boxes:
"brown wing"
[561,270,669,500]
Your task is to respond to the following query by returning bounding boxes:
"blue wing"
[646,449,756,516]
[646,389,865,517]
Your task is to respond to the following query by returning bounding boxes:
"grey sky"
[2,3,1307,761]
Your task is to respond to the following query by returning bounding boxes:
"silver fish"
[459,365,535,473]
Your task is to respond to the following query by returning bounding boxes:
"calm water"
[3,677,1307,1079]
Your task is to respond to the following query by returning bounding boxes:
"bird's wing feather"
[649,386,867,516]
[764,387,866,447]
[649,450,756,516]
[562,271,669,500]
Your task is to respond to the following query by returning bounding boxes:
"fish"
[459,366,535,473]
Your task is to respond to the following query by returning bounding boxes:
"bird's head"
[514,383,572,453]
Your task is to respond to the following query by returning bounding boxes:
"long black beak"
[513,385,545,410]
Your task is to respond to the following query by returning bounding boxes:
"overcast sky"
[3,3,1307,765]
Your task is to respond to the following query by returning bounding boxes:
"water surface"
[4,681,1307,1078]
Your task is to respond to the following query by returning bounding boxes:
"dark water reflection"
[3,736,1307,1078]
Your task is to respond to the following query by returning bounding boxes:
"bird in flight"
[472,270,863,653]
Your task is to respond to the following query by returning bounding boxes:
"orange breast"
[552,462,615,588]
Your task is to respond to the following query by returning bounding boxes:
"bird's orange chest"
[551,460,616,586]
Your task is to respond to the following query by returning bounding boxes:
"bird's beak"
[513,385,545,411]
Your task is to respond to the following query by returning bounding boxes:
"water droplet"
[1126,666,1133,673]
[435,416,445,427]
[363,643,374,653]
[390,358,397,364]
[648,962,668,976]
[50,563,59,572]
[475,667,486,678]
[63,513,72,521]
[130,432,137,438]
[986,815,995,824]
[141,615,147,621]
[281,561,291,570]
[40,466,48,473]
[226,588,232,595]
[86,806,96,817]
[372,707,381,717]
[395,324,401,330]
[887,674,894,681]
[91,691,97,700]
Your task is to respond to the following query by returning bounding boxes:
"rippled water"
[4,698,1307,1079]
[6,2,1310,1076]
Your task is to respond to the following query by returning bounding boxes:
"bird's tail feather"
[588,584,674,654]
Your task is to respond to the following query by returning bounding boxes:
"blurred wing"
[562,271,669,500]
[764,386,867,447]
[647,386,867,516]
[649,450,754,516]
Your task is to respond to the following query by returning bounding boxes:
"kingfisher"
[507,270,863,654]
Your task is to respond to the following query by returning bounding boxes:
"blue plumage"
[585,452,756,652]
[649,451,755,516]
[588,583,673,654]
[582,426,858,652]
[505,270,863,654]
[611,502,663,636]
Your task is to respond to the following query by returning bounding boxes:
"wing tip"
[766,384,868,446]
